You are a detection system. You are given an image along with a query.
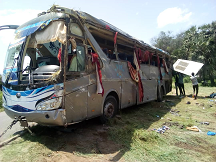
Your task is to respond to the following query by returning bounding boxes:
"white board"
[173,59,204,76]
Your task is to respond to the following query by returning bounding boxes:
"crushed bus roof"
[75,10,169,56]
[25,5,169,56]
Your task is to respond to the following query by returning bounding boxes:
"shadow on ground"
[21,95,182,161]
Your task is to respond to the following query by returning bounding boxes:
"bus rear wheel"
[100,96,117,123]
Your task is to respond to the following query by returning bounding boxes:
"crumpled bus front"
[3,83,66,126]
[2,12,68,126]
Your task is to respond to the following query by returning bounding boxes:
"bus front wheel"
[100,96,117,123]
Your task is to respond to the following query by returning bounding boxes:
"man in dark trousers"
[178,72,185,95]
[190,72,198,99]
[174,71,180,96]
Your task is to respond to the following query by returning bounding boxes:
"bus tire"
[157,87,164,102]
[100,95,118,124]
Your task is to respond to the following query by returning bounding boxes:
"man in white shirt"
[190,72,198,99]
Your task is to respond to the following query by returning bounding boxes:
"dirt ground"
[26,119,126,162]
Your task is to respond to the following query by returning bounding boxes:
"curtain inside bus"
[28,20,66,48]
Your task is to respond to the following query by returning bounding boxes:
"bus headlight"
[36,97,62,110]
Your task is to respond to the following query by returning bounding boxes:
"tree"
[151,21,216,86]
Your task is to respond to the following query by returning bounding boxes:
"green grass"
[106,83,216,161]
[0,83,216,162]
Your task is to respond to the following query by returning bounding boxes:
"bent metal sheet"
[173,59,204,76]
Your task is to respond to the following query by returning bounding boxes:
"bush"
[183,76,191,83]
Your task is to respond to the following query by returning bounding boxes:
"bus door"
[148,61,159,100]
[118,60,137,109]
[65,45,88,123]
[138,62,157,103]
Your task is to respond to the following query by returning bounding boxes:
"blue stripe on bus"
[3,83,63,98]
[15,19,57,38]
[8,105,34,112]
[3,68,18,74]
[27,89,55,98]
[6,88,34,96]
[32,85,54,95]
[3,85,54,97]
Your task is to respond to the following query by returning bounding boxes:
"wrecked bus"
[2,6,172,126]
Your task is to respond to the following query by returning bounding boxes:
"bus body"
[2,6,172,126]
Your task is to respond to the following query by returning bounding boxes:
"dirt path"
[0,111,23,143]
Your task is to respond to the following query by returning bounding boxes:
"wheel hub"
[104,102,114,118]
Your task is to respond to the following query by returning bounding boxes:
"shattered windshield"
[19,20,67,83]
[2,37,25,84]
[4,37,24,68]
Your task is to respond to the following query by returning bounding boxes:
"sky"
[0,0,216,73]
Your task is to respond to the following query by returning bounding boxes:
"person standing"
[174,72,180,96]
[178,72,185,95]
[190,72,198,99]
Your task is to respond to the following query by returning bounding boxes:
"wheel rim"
[104,102,115,118]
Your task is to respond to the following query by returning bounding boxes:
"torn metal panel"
[65,87,87,123]
[141,80,157,103]
[121,80,136,108]
[87,83,103,118]
[65,75,90,93]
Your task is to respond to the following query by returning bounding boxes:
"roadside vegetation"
[151,21,216,86]
[0,83,216,162]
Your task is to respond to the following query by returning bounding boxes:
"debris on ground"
[207,131,216,136]
[167,118,172,121]
[186,126,202,132]
[209,100,215,102]
[170,109,180,116]
[179,125,185,129]
[163,122,179,127]
[186,101,191,104]
[154,125,170,134]
[200,122,209,125]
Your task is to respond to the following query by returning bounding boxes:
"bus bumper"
[4,106,66,126]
